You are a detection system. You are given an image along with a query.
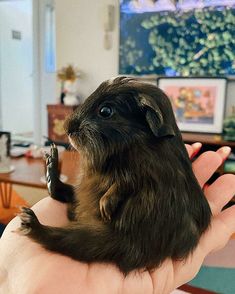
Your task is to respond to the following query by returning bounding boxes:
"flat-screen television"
[119,0,235,76]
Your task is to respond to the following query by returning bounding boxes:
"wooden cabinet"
[47,104,77,144]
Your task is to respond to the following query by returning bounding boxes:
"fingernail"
[222,146,231,156]
[191,142,202,158]
[192,142,202,149]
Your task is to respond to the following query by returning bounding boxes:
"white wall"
[0,0,56,144]
[0,0,34,134]
[55,0,119,100]
[55,0,235,117]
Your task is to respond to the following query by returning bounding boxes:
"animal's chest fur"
[75,175,108,221]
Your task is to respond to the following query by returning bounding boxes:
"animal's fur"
[19,77,211,275]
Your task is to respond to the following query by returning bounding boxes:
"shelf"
[182,132,235,148]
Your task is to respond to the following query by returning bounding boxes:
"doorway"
[0,0,36,143]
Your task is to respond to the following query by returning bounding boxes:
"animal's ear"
[139,95,175,138]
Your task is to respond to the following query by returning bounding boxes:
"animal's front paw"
[18,207,40,235]
[44,143,60,196]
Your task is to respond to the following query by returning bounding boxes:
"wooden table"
[179,284,216,293]
[0,151,79,208]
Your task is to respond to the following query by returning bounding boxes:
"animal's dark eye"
[99,106,113,118]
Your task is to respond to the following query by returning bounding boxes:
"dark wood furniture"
[182,132,235,203]
[182,132,235,148]
[182,132,235,175]
[47,104,77,144]
[179,284,216,293]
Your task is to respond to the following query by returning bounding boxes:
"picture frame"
[157,77,227,134]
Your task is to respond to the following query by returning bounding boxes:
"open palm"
[0,144,235,294]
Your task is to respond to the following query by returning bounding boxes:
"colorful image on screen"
[119,0,235,76]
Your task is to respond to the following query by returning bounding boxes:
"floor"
[204,240,235,268]
[13,184,47,206]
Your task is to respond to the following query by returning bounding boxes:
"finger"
[52,147,59,164]
[193,151,222,187]
[185,144,193,157]
[192,147,230,188]
[185,142,202,159]
[204,174,235,215]
[216,146,231,162]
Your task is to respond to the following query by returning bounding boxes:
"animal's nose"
[64,114,80,135]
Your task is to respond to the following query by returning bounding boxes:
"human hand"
[0,144,234,294]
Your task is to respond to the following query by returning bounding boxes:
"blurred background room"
[0,0,235,292]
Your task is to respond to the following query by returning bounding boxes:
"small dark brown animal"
[19,77,211,275]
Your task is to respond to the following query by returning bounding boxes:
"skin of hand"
[0,144,235,294]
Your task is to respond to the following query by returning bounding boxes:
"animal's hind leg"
[18,207,108,262]
[18,207,146,274]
